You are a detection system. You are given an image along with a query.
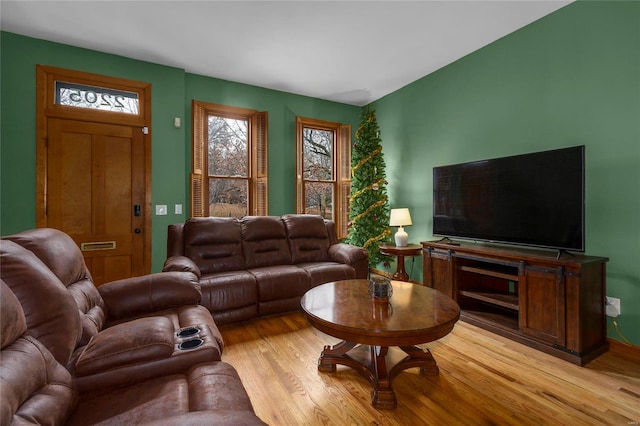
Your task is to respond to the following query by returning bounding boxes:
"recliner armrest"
[163,255,201,279]
[328,243,368,265]
[99,271,202,320]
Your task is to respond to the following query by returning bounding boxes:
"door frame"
[35,65,152,275]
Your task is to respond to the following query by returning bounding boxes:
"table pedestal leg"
[394,345,440,378]
[392,255,409,281]
[317,341,440,410]
[318,341,357,372]
[370,345,396,409]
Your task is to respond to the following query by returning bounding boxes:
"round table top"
[378,243,422,256]
[300,279,460,347]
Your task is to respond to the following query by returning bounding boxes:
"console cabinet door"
[423,248,453,297]
[519,266,566,346]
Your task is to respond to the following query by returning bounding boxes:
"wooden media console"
[422,240,609,365]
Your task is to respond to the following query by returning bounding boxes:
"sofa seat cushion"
[199,271,258,325]
[249,265,310,316]
[199,271,257,312]
[67,362,264,426]
[249,265,310,302]
[296,262,356,287]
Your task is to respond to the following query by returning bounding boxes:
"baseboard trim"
[369,268,422,285]
[607,337,640,355]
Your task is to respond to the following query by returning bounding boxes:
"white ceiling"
[1,1,571,106]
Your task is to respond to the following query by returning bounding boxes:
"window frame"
[296,116,351,239]
[191,101,268,217]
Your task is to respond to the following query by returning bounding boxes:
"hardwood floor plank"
[220,312,640,425]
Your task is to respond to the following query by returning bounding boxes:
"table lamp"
[389,208,412,247]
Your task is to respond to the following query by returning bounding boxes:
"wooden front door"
[36,66,152,285]
[46,118,145,284]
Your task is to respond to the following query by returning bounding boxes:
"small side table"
[379,243,422,281]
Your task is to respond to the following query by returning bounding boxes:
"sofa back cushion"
[166,223,185,257]
[0,240,82,366]
[282,214,330,264]
[0,279,26,349]
[3,228,107,347]
[183,217,245,274]
[0,280,77,425]
[241,216,292,268]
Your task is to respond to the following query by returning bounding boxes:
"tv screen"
[433,146,585,252]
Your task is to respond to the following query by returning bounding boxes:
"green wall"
[0,31,360,273]
[1,0,638,346]
[372,1,640,345]
[0,32,189,273]
[184,74,360,217]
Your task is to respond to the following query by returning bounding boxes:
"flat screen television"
[433,145,585,252]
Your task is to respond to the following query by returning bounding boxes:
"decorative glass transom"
[55,81,139,115]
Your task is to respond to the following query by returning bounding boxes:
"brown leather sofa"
[0,229,265,425]
[164,214,369,325]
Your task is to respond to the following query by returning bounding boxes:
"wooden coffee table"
[300,279,460,409]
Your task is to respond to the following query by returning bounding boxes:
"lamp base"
[394,226,408,247]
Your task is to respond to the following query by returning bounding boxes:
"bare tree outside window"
[208,116,249,217]
[303,128,334,219]
[295,116,350,239]
[191,101,267,218]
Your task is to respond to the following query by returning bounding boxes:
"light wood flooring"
[219,311,640,425]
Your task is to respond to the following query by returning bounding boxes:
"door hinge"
[142,127,149,135]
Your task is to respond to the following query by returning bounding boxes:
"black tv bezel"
[432,146,586,253]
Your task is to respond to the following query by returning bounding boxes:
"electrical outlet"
[605,296,621,317]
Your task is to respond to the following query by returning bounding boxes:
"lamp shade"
[389,208,412,227]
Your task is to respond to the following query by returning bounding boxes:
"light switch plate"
[155,205,167,215]
[175,204,182,215]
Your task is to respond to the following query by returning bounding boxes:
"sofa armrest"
[329,243,369,278]
[163,255,201,279]
[328,243,368,266]
[98,271,202,320]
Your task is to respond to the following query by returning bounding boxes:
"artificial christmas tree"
[345,107,392,267]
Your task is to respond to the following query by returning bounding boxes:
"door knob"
[134,228,142,234]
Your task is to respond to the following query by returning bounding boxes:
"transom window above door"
[55,81,140,115]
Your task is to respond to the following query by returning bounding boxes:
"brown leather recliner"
[0,228,224,393]
[164,214,370,325]
[0,279,266,425]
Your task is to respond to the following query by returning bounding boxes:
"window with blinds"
[191,101,268,217]
[296,117,351,239]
